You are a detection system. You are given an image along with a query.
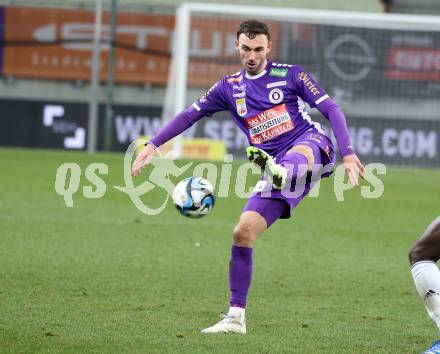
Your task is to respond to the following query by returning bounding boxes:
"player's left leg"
[247,132,334,190]
[409,217,440,353]
[246,145,312,189]
[246,146,288,188]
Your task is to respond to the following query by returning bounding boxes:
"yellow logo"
[297,72,320,96]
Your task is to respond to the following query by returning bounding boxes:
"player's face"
[235,33,272,75]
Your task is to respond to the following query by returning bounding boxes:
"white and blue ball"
[172,177,215,218]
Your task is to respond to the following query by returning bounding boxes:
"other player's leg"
[409,217,440,353]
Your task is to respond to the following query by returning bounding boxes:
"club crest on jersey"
[235,98,247,117]
[269,88,284,104]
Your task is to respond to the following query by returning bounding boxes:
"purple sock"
[229,245,253,308]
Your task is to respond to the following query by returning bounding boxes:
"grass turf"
[0,147,439,353]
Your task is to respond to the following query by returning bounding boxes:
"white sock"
[228,306,245,318]
[411,261,440,329]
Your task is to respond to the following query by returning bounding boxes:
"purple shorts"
[243,130,335,227]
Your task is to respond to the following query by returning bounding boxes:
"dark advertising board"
[0,98,438,167]
[281,23,440,99]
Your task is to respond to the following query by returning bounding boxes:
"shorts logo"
[269,68,288,77]
[269,88,284,104]
[253,180,268,192]
[236,98,247,117]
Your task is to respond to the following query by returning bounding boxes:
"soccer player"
[409,217,440,353]
[132,20,364,334]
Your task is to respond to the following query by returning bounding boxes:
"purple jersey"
[191,60,329,155]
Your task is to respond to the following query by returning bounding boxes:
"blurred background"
[0,2,439,352]
[0,0,439,167]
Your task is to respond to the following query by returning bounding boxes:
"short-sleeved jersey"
[192,60,330,155]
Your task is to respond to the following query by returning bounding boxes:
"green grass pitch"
[0,148,439,353]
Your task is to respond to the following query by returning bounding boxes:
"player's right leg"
[408,217,440,353]
[201,200,287,334]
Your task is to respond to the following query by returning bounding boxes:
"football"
[172,177,215,218]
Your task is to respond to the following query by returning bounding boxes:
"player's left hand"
[342,153,365,187]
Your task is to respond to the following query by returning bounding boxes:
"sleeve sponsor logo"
[269,68,288,77]
[297,72,321,96]
[245,104,293,144]
[227,74,243,83]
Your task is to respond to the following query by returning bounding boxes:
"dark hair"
[237,20,271,41]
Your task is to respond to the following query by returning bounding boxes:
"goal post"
[164,3,440,166]
[161,3,191,157]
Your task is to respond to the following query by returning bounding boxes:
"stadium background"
[1,0,439,167]
[0,1,439,353]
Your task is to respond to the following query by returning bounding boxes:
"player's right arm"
[131,80,228,176]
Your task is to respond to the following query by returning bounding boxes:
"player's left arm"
[291,67,364,186]
[317,98,365,186]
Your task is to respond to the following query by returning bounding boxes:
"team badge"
[269,88,284,104]
[235,98,247,117]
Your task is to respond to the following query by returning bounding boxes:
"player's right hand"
[131,144,156,176]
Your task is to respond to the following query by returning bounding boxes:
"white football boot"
[201,313,246,334]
